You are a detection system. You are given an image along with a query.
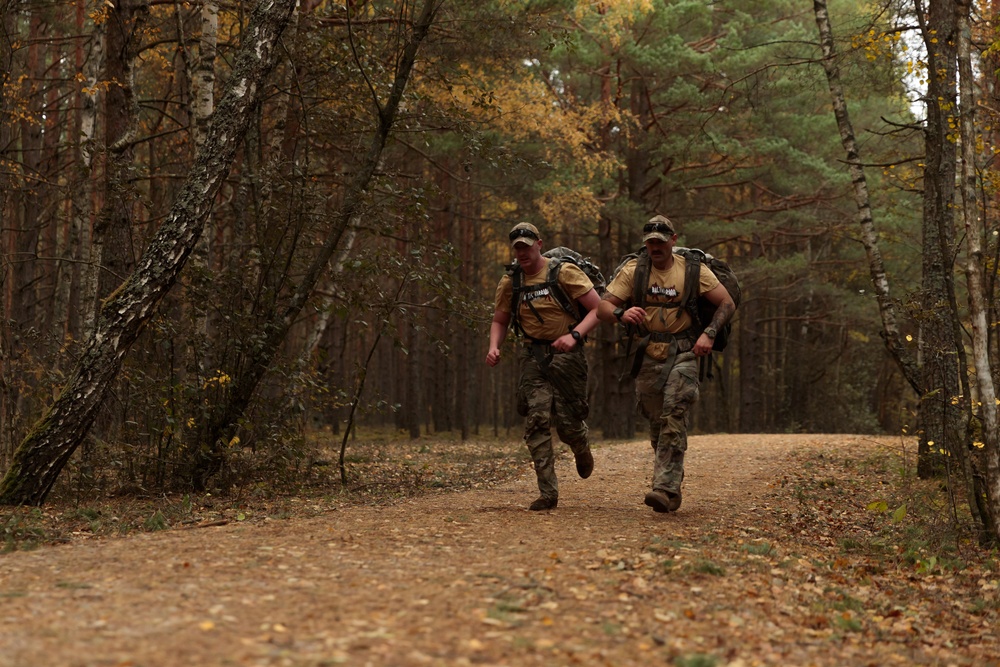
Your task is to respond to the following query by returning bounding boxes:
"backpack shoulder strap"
[508,263,526,336]
[677,249,704,326]
[632,250,651,308]
[546,258,582,322]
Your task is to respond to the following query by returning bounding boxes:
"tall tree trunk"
[0,0,300,506]
[456,202,471,441]
[916,0,965,478]
[53,0,100,346]
[597,212,634,439]
[188,0,220,358]
[739,238,765,432]
[95,0,147,302]
[10,9,46,334]
[192,0,218,151]
[0,0,18,462]
[37,66,64,343]
[76,10,103,338]
[405,281,422,440]
[298,220,360,362]
[3,8,49,451]
[956,0,997,539]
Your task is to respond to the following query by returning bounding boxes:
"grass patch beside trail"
[1,429,529,551]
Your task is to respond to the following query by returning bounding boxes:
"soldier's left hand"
[552,333,576,352]
[693,334,714,356]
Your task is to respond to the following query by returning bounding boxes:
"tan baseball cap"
[509,222,541,247]
[642,215,676,243]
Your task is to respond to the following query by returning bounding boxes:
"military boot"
[575,448,594,479]
[529,496,558,511]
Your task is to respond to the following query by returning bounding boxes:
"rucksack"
[508,246,606,340]
[610,246,741,352]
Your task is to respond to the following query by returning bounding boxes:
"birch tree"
[956,0,999,539]
[0,0,299,506]
[814,0,992,537]
[193,0,442,486]
[812,0,918,391]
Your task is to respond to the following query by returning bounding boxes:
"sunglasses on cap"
[643,221,674,235]
[509,228,539,242]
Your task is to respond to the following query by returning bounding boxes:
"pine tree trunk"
[96,0,147,301]
[916,0,965,479]
[739,240,765,432]
[597,213,635,439]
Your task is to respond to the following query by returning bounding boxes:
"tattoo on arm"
[710,302,735,330]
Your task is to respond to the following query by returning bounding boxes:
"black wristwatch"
[613,307,625,322]
[703,326,718,340]
[570,330,582,342]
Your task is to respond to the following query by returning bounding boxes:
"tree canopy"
[4,0,999,540]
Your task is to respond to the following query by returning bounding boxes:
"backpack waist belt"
[629,330,694,379]
[523,339,559,355]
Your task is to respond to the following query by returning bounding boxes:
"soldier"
[486,223,601,511]
[597,215,735,513]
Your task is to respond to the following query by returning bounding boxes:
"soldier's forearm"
[710,301,735,330]
[596,296,620,322]
[489,320,509,349]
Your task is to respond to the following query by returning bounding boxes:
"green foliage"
[688,559,726,577]
[674,654,719,667]
[794,446,982,574]
[833,613,863,632]
[741,541,776,556]
[142,510,169,532]
[2,509,46,552]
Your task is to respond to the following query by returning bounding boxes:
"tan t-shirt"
[606,254,720,360]
[495,259,594,342]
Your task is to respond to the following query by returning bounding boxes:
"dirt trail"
[0,434,996,667]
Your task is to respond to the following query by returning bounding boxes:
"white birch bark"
[192,0,218,152]
[812,0,920,391]
[956,0,1000,539]
[299,218,360,363]
[56,1,103,343]
[188,0,220,356]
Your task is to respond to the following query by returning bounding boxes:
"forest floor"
[1,432,999,667]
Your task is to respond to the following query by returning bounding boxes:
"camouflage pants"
[517,345,590,500]
[635,351,700,495]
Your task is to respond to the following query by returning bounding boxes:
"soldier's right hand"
[621,307,647,325]
[486,347,501,367]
